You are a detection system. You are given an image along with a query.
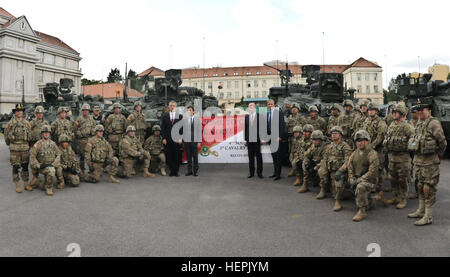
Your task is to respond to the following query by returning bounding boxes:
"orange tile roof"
[34,30,78,53]
[348,57,381,68]
[138,66,166,78]
[0,7,14,18]
[82,83,144,99]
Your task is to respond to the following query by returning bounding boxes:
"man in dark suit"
[161,101,183,177]
[262,99,285,181]
[183,106,202,176]
[244,103,263,179]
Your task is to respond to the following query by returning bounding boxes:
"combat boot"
[24,181,33,191]
[287,169,295,177]
[297,183,309,193]
[316,188,326,200]
[396,198,407,209]
[29,177,38,188]
[408,200,425,218]
[293,178,302,187]
[374,191,389,207]
[143,168,156,178]
[46,188,54,196]
[414,204,433,226]
[15,181,22,193]
[57,180,65,190]
[108,175,120,184]
[386,197,399,205]
[131,168,137,175]
[333,200,342,212]
[352,207,367,222]
[161,168,167,176]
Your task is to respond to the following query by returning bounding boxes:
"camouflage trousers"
[292,160,303,179]
[85,159,119,183]
[35,167,56,189]
[388,160,411,201]
[354,181,376,208]
[151,153,166,169]
[375,151,385,191]
[10,150,30,183]
[120,152,150,178]
[56,168,80,187]
[326,171,345,200]
[136,130,146,146]
[302,162,320,187]
[108,134,123,156]
[77,138,89,170]
[416,164,439,207]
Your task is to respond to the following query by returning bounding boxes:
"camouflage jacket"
[383,120,414,162]
[286,114,306,136]
[51,118,74,142]
[105,114,127,136]
[323,141,352,172]
[347,147,379,184]
[4,117,31,151]
[338,111,356,139]
[59,145,80,172]
[362,115,387,151]
[30,139,61,169]
[144,135,164,156]
[385,114,395,127]
[75,115,96,139]
[126,111,147,133]
[29,118,49,144]
[119,135,144,160]
[327,114,340,136]
[352,113,368,135]
[412,117,447,166]
[306,116,327,133]
[409,119,419,128]
[289,136,304,164]
[304,141,326,169]
[85,136,115,165]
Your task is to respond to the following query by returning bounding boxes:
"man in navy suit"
[262,99,285,181]
[161,101,183,177]
[244,103,263,179]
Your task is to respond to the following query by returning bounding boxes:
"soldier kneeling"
[144,125,167,176]
[30,125,61,196]
[84,125,120,184]
[119,126,155,178]
[56,135,81,188]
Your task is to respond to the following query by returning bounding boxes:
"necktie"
[171,113,174,125]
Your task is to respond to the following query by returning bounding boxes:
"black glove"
[40,164,52,169]
[70,167,78,175]
[89,165,94,172]
[306,162,315,173]
[335,170,343,182]
[66,166,73,173]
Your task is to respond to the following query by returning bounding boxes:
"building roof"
[82,83,144,99]
[35,30,78,53]
[0,7,14,18]
[138,66,166,78]
[348,57,381,68]
[1,16,17,29]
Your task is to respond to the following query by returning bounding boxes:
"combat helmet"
[331,104,341,111]
[126,125,136,133]
[152,125,161,132]
[41,125,51,133]
[354,130,371,141]
[95,125,104,132]
[293,126,303,133]
[134,101,143,108]
[359,99,371,107]
[330,126,344,136]
[344,100,354,109]
[303,124,314,133]
[368,103,380,111]
[393,104,408,116]
[82,103,91,111]
[35,106,45,114]
[59,135,71,143]
[57,107,66,114]
[311,130,324,140]
[93,106,101,111]
[113,103,121,109]
[309,106,319,113]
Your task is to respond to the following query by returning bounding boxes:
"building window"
[256,72,262,75]
[365,73,370,81]
[254,80,259,88]
[267,71,273,75]
[234,72,239,76]
[262,80,267,88]
[374,73,378,81]
[374,85,379,93]
[246,72,252,75]
[18,39,25,48]
[366,85,370,93]
[204,74,208,77]
[246,92,251,98]
[50,55,55,65]
[227,92,232,99]
[254,91,259,98]
[357,73,361,81]
[357,85,362,93]
[39,52,44,63]
[63,58,67,68]
[213,73,218,77]
[219,93,224,99]
[193,82,197,88]
[235,81,239,89]
[223,73,228,76]
[38,70,43,82]
[208,82,212,89]
[235,92,240,99]
[227,81,231,88]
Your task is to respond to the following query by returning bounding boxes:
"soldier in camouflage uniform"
[119,126,155,179]
[51,107,74,143]
[346,130,380,222]
[362,103,389,206]
[127,101,147,145]
[30,125,61,196]
[338,100,356,149]
[306,106,327,133]
[352,99,370,136]
[408,106,420,200]
[75,104,96,176]
[105,103,127,156]
[408,103,447,226]
[4,104,31,193]
[289,126,303,186]
[286,105,306,177]
[56,135,81,188]
[28,106,49,189]
[321,126,352,211]
[326,104,341,136]
[299,130,327,193]
[385,103,396,127]
[383,104,414,209]
[144,125,167,176]
[93,106,105,126]
[84,125,120,184]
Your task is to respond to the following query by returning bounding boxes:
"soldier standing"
[408,106,420,200]
[385,104,396,127]
[4,104,31,193]
[119,126,155,179]
[326,104,341,136]
[144,125,167,176]
[126,101,147,145]
[75,104,96,177]
[51,107,74,143]
[362,103,389,206]
[352,99,370,135]
[321,126,352,210]
[84,125,120,184]
[105,103,127,156]
[306,106,327,133]
[29,106,49,189]
[289,126,303,186]
[299,130,327,193]
[408,103,447,226]
[346,130,380,222]
[30,125,61,196]
[338,100,356,149]
[383,104,414,209]
[92,106,105,126]
[56,135,81,188]
[286,105,306,177]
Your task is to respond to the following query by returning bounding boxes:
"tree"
[81,78,102,86]
[107,68,123,83]
[383,89,402,104]
[127,69,144,92]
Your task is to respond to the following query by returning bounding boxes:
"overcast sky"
[3,0,449,88]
